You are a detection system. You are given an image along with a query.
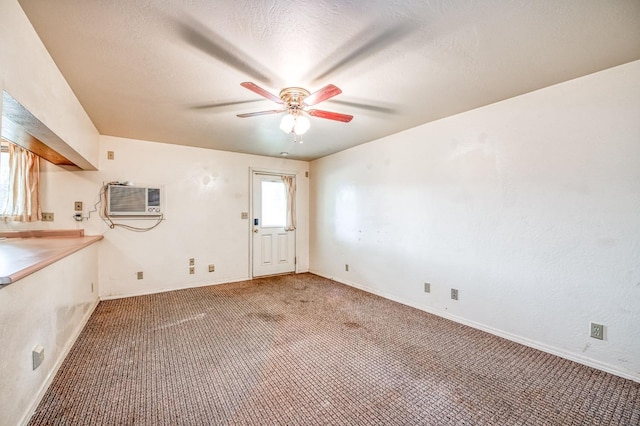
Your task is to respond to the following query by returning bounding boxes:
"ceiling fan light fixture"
[294,115,310,135]
[280,113,310,135]
[280,113,295,133]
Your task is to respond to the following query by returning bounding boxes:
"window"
[261,180,287,228]
[0,139,41,222]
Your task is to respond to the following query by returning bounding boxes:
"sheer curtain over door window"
[282,175,296,232]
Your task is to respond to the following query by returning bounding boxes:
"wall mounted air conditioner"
[107,184,163,217]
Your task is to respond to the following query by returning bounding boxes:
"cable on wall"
[98,182,165,232]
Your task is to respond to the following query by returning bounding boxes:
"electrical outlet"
[189,266,195,275]
[241,212,248,219]
[345,264,349,272]
[32,345,45,370]
[74,201,83,211]
[91,282,94,293]
[107,151,114,160]
[424,282,431,293]
[451,288,459,300]
[209,264,215,272]
[189,258,195,266]
[590,322,604,340]
[137,271,143,280]
[41,212,54,221]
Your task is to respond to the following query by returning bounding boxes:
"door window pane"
[261,180,286,227]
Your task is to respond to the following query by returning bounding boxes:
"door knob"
[253,228,259,233]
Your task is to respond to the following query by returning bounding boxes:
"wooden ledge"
[0,229,86,239]
[0,230,103,286]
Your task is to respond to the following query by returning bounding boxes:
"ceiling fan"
[237,82,353,136]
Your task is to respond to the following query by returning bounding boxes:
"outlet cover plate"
[424,283,431,293]
[74,201,83,211]
[451,288,459,300]
[590,322,604,340]
[42,212,54,221]
[32,345,44,370]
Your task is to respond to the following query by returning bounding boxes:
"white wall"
[92,135,309,298]
[0,244,99,426]
[0,2,102,425]
[310,60,640,382]
[0,0,99,169]
[30,136,309,299]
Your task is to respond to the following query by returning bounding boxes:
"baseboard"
[99,276,253,300]
[100,270,311,301]
[309,270,640,384]
[19,297,101,426]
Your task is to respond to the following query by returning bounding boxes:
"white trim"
[250,167,298,177]
[20,298,101,426]
[249,168,298,278]
[100,270,312,301]
[309,270,640,384]
[99,276,251,300]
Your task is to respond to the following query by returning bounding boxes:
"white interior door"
[252,173,296,277]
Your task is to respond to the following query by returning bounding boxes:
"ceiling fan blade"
[191,99,264,110]
[177,19,277,85]
[328,99,397,114]
[307,109,353,123]
[310,22,417,82]
[237,109,285,118]
[240,82,284,104]
[302,84,342,106]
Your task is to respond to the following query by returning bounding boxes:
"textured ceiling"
[18,0,640,161]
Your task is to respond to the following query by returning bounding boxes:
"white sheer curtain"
[282,175,296,231]
[1,143,41,222]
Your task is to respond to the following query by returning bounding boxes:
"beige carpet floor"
[29,273,639,425]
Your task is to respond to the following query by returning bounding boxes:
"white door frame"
[249,168,298,278]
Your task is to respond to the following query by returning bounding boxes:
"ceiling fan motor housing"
[279,87,310,115]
